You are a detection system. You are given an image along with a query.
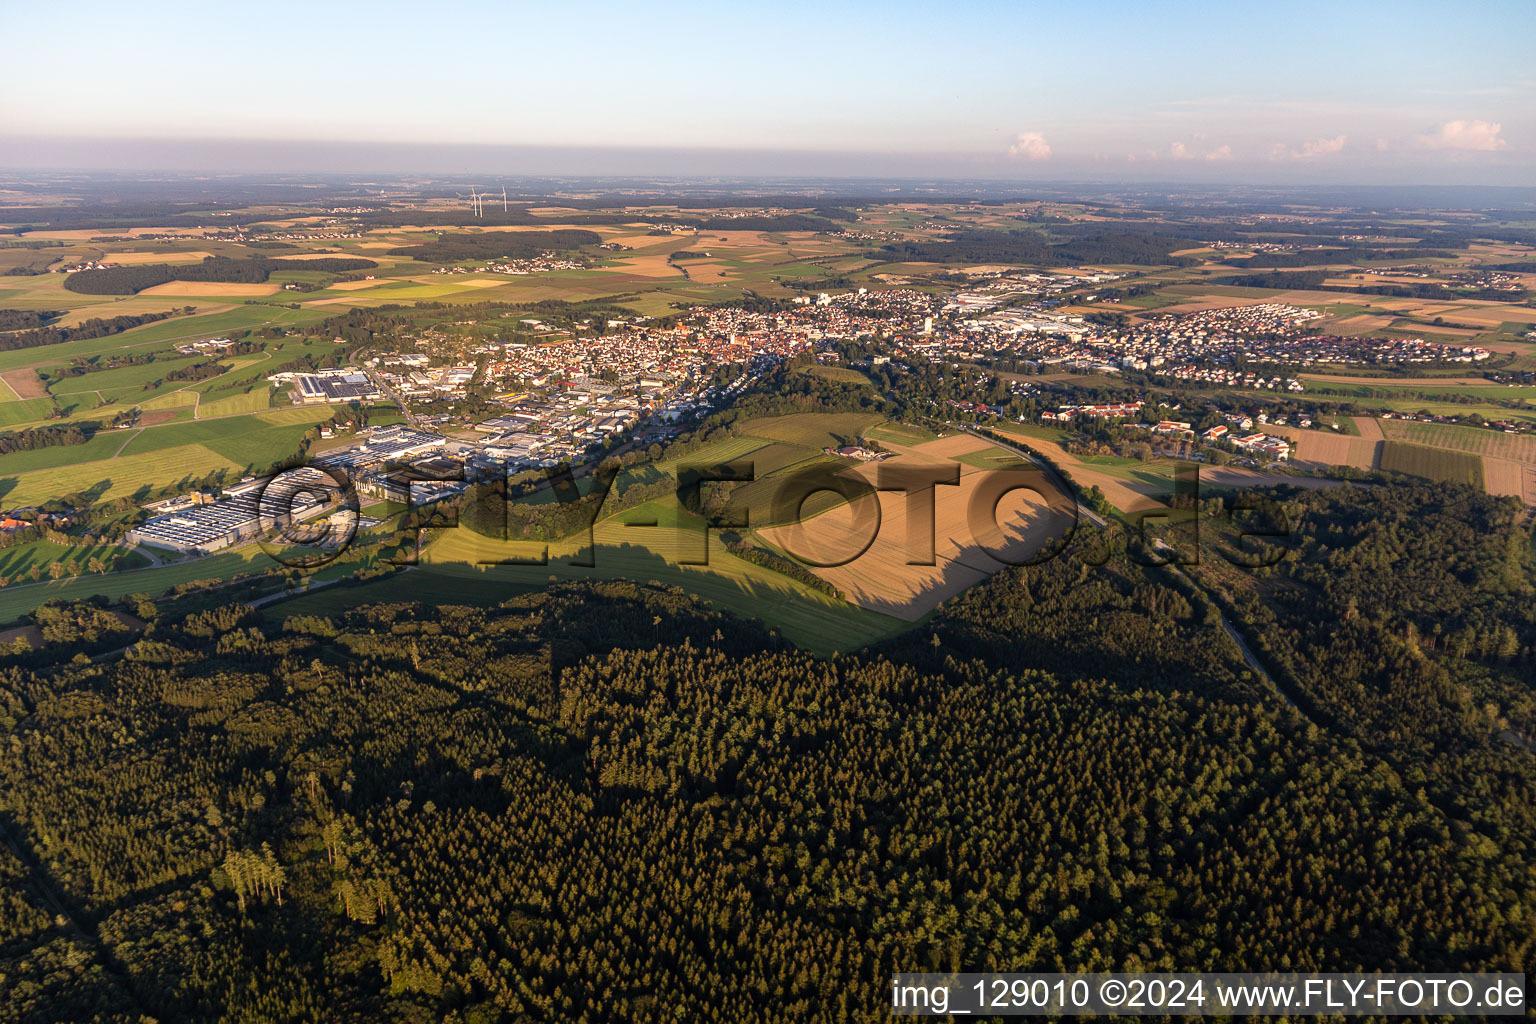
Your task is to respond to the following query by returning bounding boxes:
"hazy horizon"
[3,0,1531,186]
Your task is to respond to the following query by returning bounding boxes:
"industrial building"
[126,469,337,555]
[292,368,382,404]
[311,425,445,472]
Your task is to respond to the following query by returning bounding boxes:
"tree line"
[0,310,180,351]
[64,257,378,295]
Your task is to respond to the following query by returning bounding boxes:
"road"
[359,359,421,429]
[245,576,341,609]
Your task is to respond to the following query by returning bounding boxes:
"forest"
[0,310,63,332]
[0,422,95,456]
[63,258,378,295]
[0,477,1531,1023]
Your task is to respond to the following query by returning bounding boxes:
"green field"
[1302,379,1536,401]
[865,421,939,445]
[1355,397,1536,424]
[799,364,873,385]
[262,568,538,620]
[0,431,131,476]
[954,449,1029,471]
[1378,440,1486,488]
[0,442,236,506]
[140,390,201,411]
[46,355,204,396]
[116,416,318,468]
[197,389,274,417]
[0,399,55,427]
[256,406,343,427]
[993,421,1069,442]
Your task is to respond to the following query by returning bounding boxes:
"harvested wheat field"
[1327,314,1397,335]
[1302,373,1504,387]
[758,434,1074,620]
[269,252,372,261]
[1,369,49,400]
[1480,458,1534,503]
[1264,424,1380,470]
[678,262,734,282]
[1352,417,1386,441]
[425,277,505,289]
[103,250,212,264]
[595,254,686,278]
[139,281,280,297]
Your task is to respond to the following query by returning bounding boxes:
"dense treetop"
[0,476,1532,1022]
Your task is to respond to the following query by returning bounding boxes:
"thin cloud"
[1269,135,1347,160]
[1170,140,1231,161]
[1418,119,1507,151]
[1298,135,1347,158]
[1008,131,1052,161]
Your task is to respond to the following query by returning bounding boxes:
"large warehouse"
[126,469,337,555]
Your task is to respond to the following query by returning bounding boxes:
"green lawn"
[117,416,317,468]
[0,442,236,506]
[0,431,130,475]
[0,399,56,427]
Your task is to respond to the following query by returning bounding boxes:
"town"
[108,280,1512,559]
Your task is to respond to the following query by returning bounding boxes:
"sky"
[2,0,1532,184]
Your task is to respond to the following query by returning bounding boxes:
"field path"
[110,428,142,458]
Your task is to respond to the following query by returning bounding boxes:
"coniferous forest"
[0,481,1531,1023]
